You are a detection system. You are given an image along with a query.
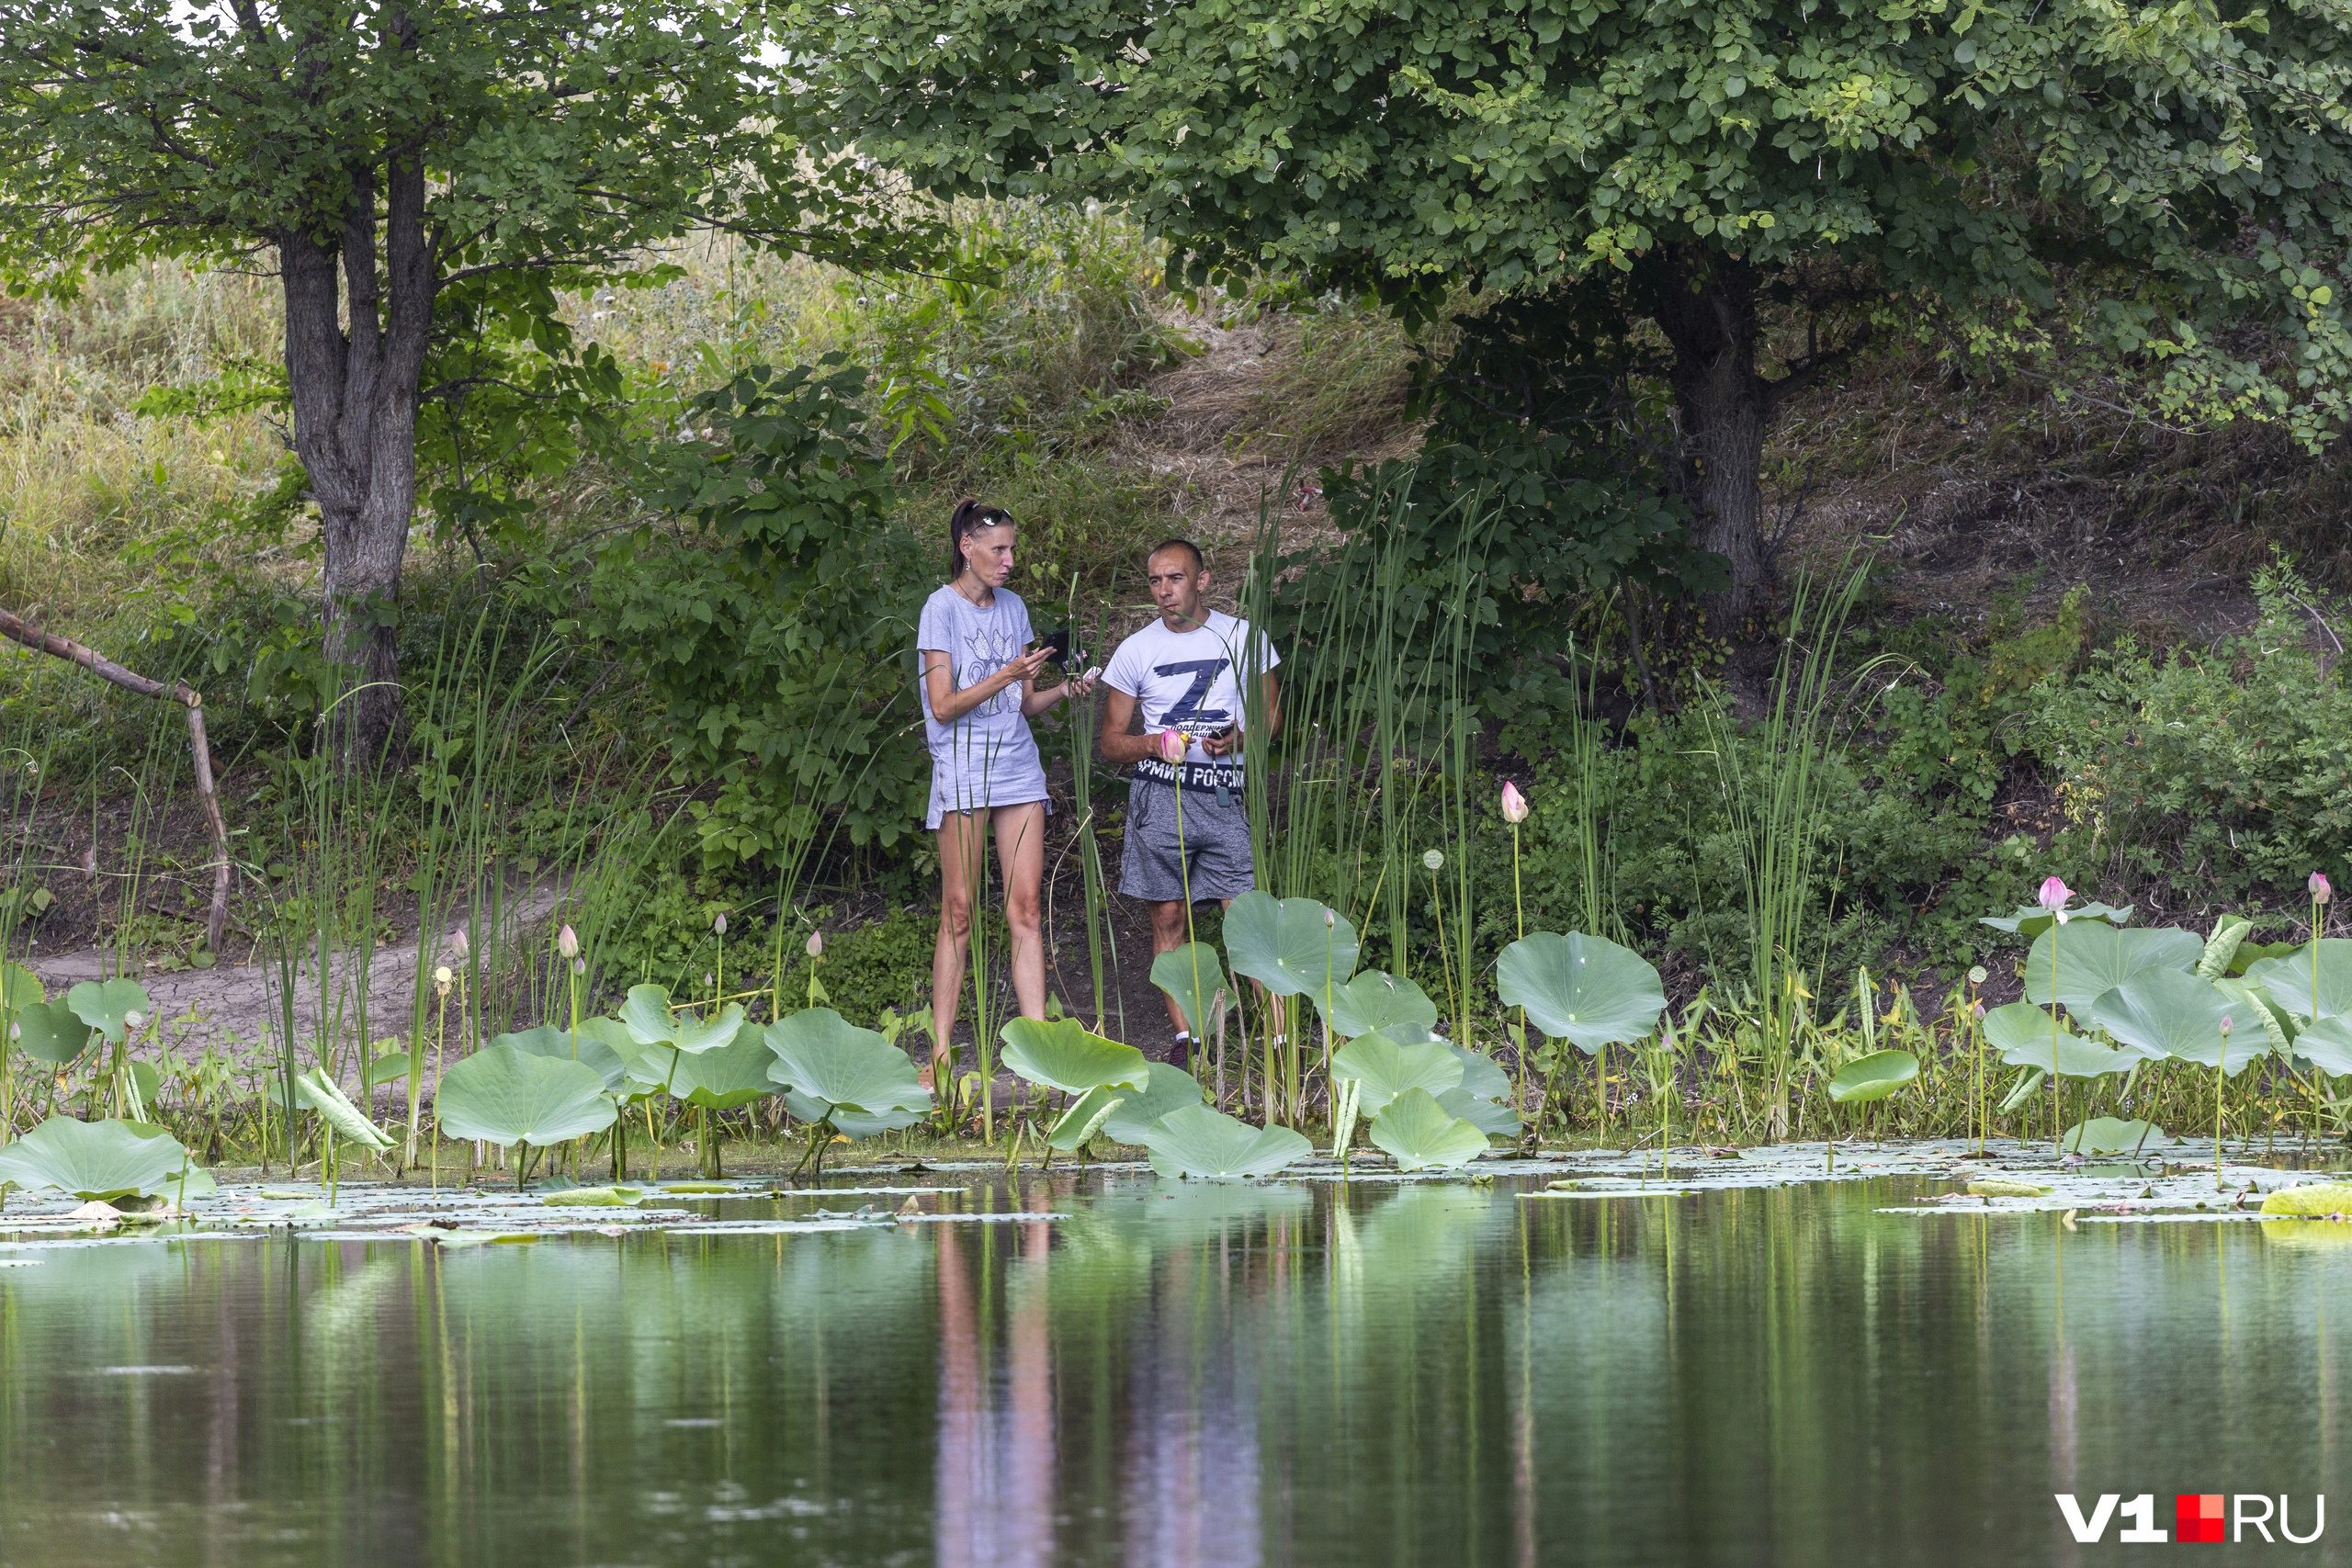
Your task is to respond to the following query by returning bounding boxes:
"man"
[1098,539,1282,1063]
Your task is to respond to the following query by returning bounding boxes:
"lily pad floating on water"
[999,1016,1150,1096]
[1321,970,1439,1039]
[0,1116,210,1201]
[764,1009,933,1135]
[1135,1103,1311,1180]
[2023,921,2200,1014]
[1223,891,1360,1000]
[2260,1182,2352,1217]
[1966,1177,2053,1198]
[541,1186,646,1207]
[1496,931,1666,1054]
[66,977,153,1043]
[435,1043,616,1147]
[1826,1049,1918,1105]
[2089,967,2267,1075]
[1367,1088,1490,1172]
[1330,1032,1463,1116]
[2062,1117,2161,1156]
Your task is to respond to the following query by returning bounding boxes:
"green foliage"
[0,1115,208,1201]
[582,357,930,866]
[2027,565,2352,908]
[435,1043,617,1148]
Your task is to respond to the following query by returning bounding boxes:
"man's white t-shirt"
[1102,610,1280,765]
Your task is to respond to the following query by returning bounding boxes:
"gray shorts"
[1119,776,1256,903]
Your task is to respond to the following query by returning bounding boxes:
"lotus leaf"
[999,1016,1150,1095]
[2062,1117,2162,1156]
[1998,1068,2045,1115]
[1148,942,1228,1038]
[1436,1086,1521,1137]
[620,984,745,1054]
[1826,1049,1918,1105]
[364,1053,415,1089]
[2261,1182,2352,1216]
[1101,1063,1209,1145]
[66,977,153,1043]
[14,999,92,1065]
[1047,1086,1126,1150]
[2090,968,2267,1076]
[0,1116,208,1200]
[541,1186,645,1207]
[639,1021,778,1111]
[2294,1017,2352,1077]
[1979,901,2131,937]
[764,1008,933,1130]
[493,1023,632,1093]
[1331,1032,1463,1116]
[2197,915,2254,979]
[1496,931,1665,1053]
[781,1090,925,1139]
[1136,1103,1311,1180]
[2246,940,2352,1022]
[1982,1003,2135,1077]
[1223,891,1360,999]
[2023,922,2200,1014]
[1319,969,1439,1039]
[435,1043,616,1146]
[1366,1088,1490,1172]
[0,962,41,1010]
[1968,1177,2052,1197]
[297,1067,397,1151]
[1448,1044,1514,1104]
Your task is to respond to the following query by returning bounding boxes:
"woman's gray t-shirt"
[917,584,1051,828]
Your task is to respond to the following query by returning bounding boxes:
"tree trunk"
[1644,246,1770,626]
[279,152,435,764]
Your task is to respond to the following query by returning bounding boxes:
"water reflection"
[5,1176,2352,1566]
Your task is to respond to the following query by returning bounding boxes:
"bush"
[2026,560,2352,912]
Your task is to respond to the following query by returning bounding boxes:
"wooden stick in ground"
[0,607,233,952]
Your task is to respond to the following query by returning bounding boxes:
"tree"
[799,0,2352,619]
[0,0,916,756]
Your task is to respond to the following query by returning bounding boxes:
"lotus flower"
[2221,1013,2234,1038]
[806,931,824,959]
[2313,872,2334,907]
[2038,875,2072,924]
[1499,780,1529,824]
[558,923,579,959]
[713,912,728,936]
[1158,728,1189,764]
[452,928,469,960]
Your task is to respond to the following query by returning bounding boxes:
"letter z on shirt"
[1102,610,1279,766]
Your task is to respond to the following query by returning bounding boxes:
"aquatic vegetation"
[2062,1117,2160,1156]
[1133,1102,1312,1179]
[1826,1050,1919,1106]
[1330,1033,1462,1117]
[1364,1087,1489,1172]
[998,1017,1150,1097]
[435,1044,618,1162]
[764,1009,933,1174]
[1148,942,1228,1043]
[0,1115,210,1201]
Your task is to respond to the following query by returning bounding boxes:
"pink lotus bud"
[452,928,469,960]
[2037,876,2072,923]
[571,956,585,976]
[558,924,579,959]
[1500,780,1529,824]
[2312,872,2333,907]
[713,912,728,936]
[1158,728,1189,764]
[806,931,824,959]
[2220,1013,2234,1037]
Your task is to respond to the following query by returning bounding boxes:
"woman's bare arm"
[922,646,1052,725]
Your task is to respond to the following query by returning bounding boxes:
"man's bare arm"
[1098,687,1164,765]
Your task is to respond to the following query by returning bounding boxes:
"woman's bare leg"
[993,802,1049,1021]
[931,810,987,1084]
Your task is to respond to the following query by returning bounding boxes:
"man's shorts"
[1119,771,1256,903]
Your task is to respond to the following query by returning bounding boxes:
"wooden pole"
[0,608,232,951]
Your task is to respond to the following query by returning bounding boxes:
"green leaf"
[364,1053,416,1089]
[2023,921,2200,1014]
[1223,890,1359,999]
[0,962,44,1011]
[66,977,153,1043]
[1447,1044,1513,1103]
[2089,968,2267,1076]
[296,1067,398,1151]
[764,1008,933,1131]
[2197,914,2253,979]
[435,1043,616,1147]
[1495,931,1665,1052]
[1980,901,2132,936]
[13,999,93,1065]
[1982,1002,2134,1077]
[2246,940,2352,1021]
[639,1020,778,1111]
[1826,1049,1918,1104]
[1365,1088,1490,1172]
[1100,1062,1209,1144]
[1136,1103,1311,1179]
[1320,969,1439,1038]
[0,1116,207,1201]
[2291,1016,2352,1077]
[621,984,683,1046]
[999,1016,1150,1095]
[1330,1032,1463,1116]
[1436,1086,1521,1137]
[2062,1117,2161,1156]
[1047,1086,1125,1150]
[1148,942,1229,1038]
[495,1022,632,1093]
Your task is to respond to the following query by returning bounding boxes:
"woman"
[918,500,1092,1089]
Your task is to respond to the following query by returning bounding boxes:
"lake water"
[2,1171,2346,1565]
